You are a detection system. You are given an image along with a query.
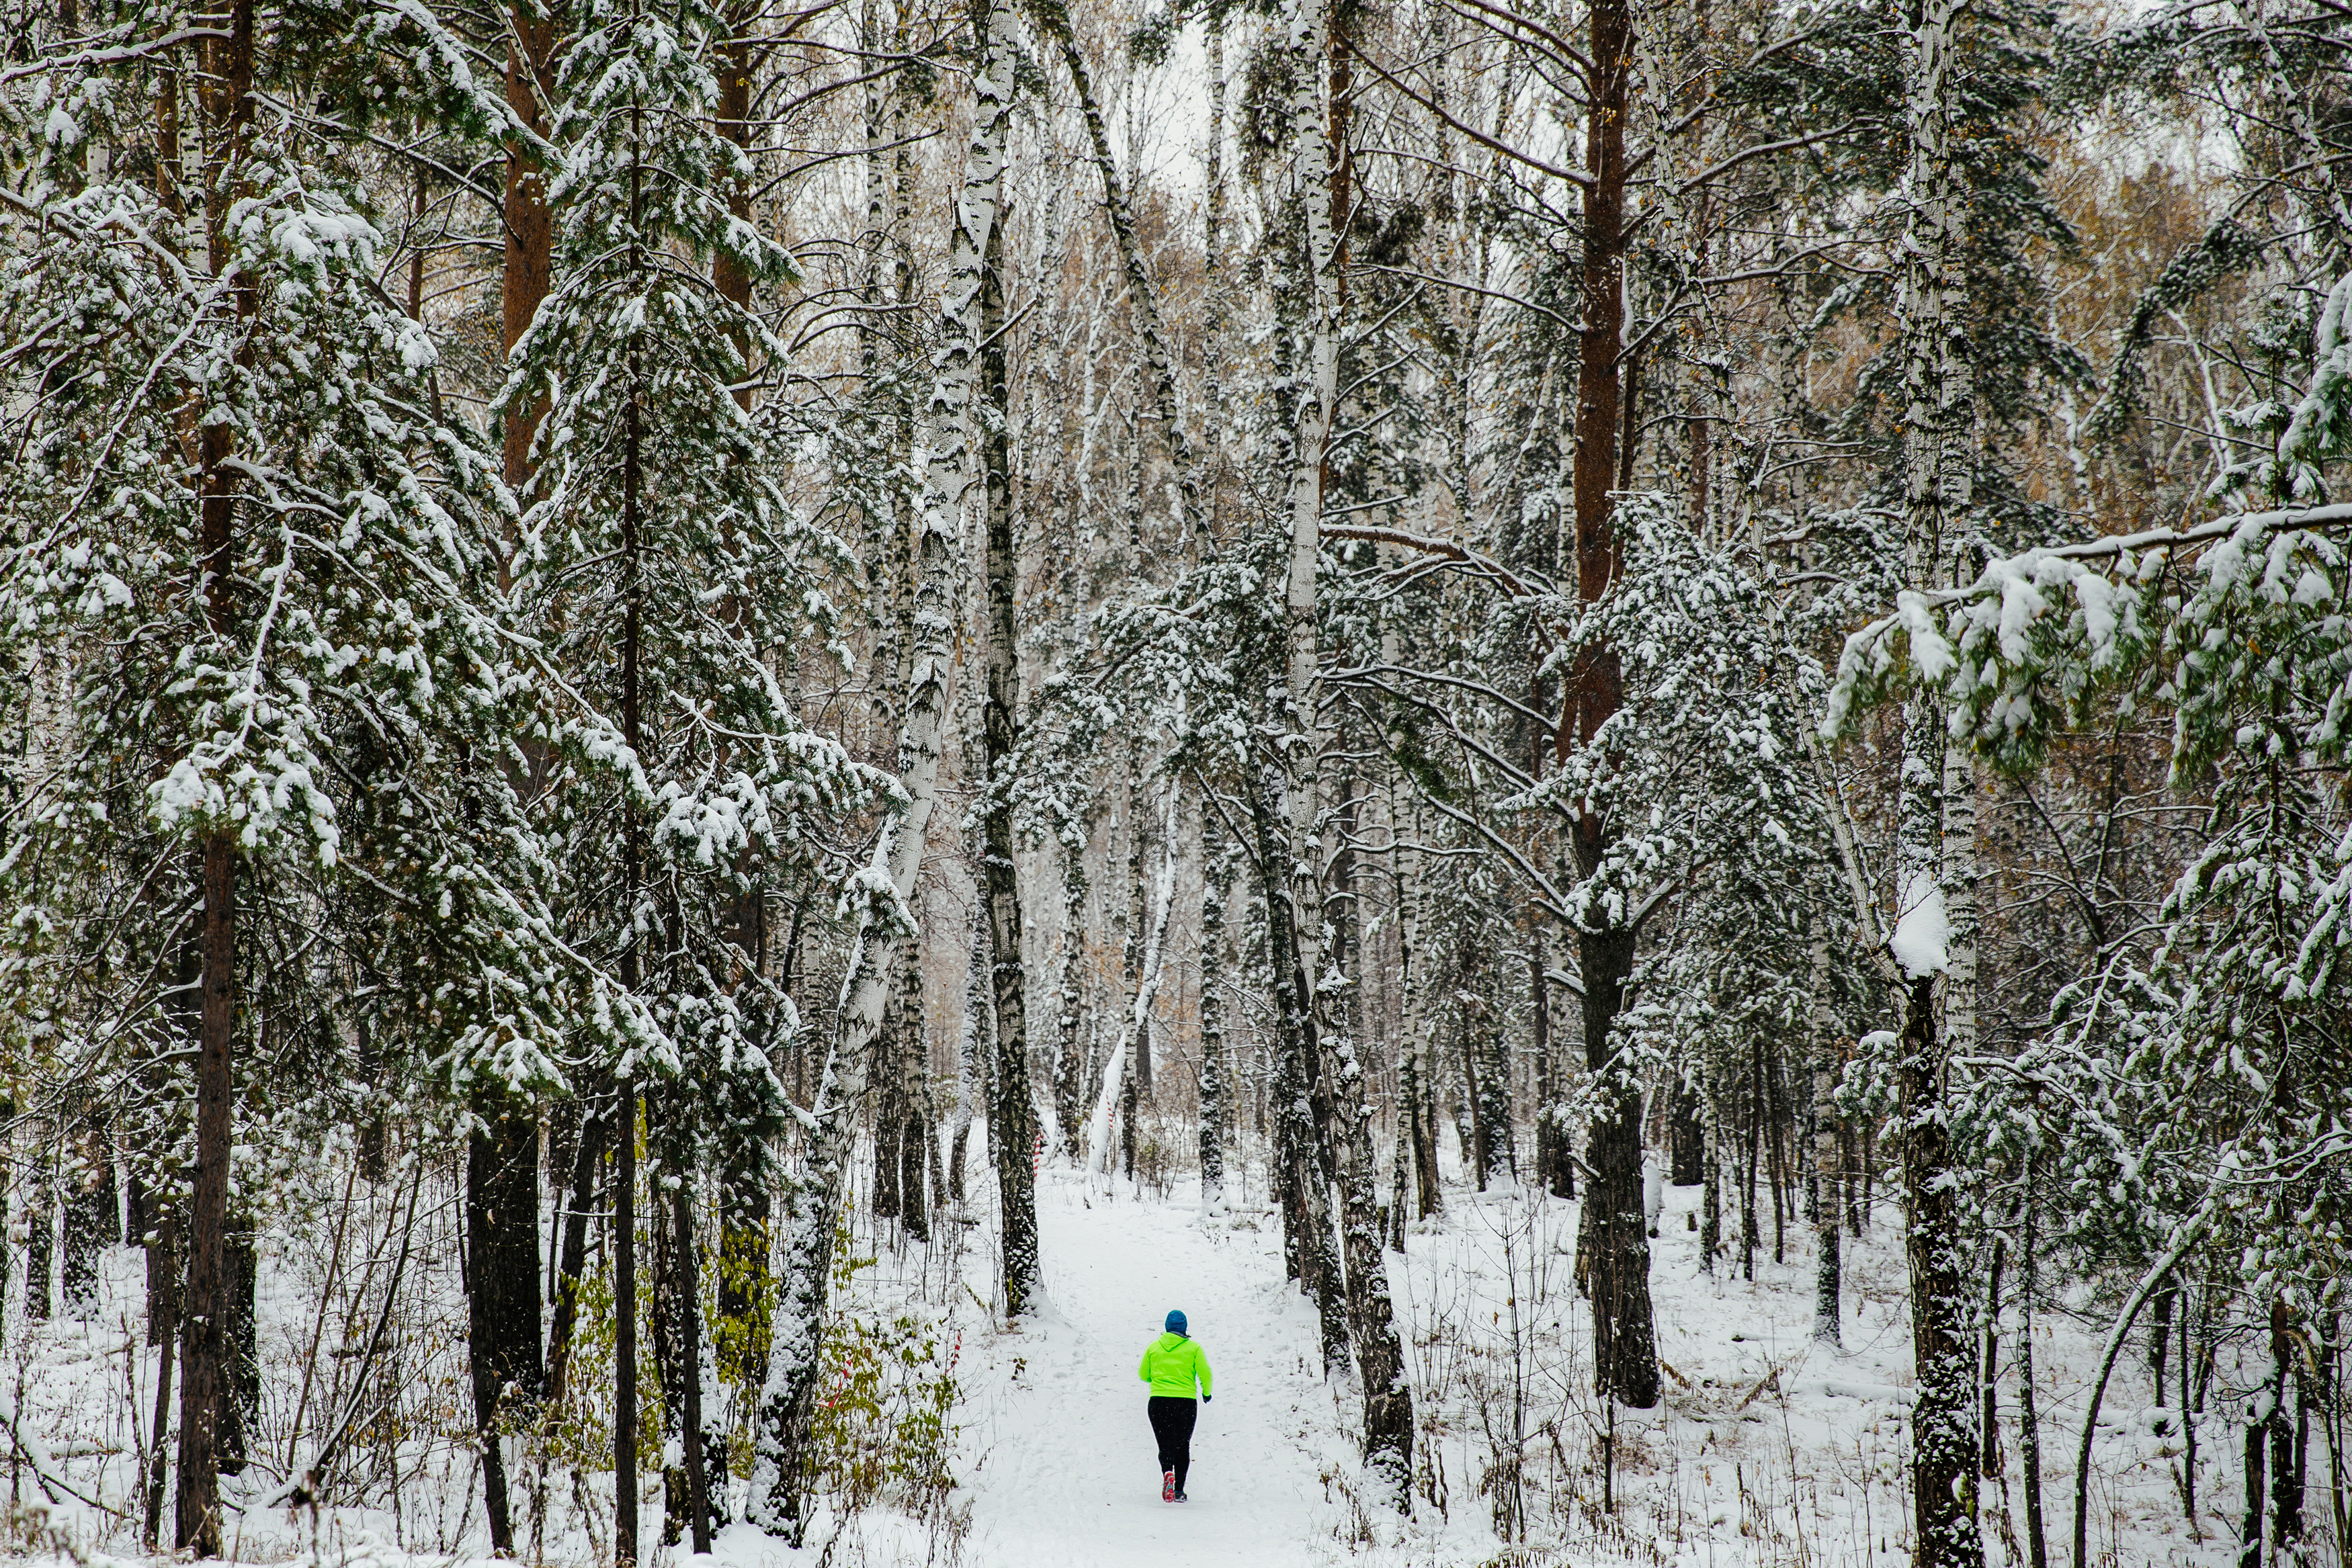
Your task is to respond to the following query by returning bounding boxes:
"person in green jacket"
[1138,1309,1212,1501]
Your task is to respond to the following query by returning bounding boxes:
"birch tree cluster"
[3,0,2351,1559]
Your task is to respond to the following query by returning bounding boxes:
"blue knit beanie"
[1165,1309,1187,1336]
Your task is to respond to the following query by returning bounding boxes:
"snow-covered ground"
[954,1173,1333,1567]
[1,1160,2261,1568]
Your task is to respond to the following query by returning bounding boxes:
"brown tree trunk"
[1574,928,1657,1409]
[1669,1079,1704,1186]
[1407,1049,1441,1219]
[467,1108,542,1553]
[501,0,558,494]
[218,1225,256,1473]
[712,16,753,324]
[175,0,254,1542]
[1559,0,1656,1412]
[614,1093,639,1567]
[675,1186,712,1555]
[175,836,235,1554]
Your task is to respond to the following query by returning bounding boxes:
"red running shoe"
[1162,1470,1177,1503]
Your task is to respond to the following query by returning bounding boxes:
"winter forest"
[2,0,2351,1558]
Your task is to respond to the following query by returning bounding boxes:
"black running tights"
[1147,1395,1196,1492]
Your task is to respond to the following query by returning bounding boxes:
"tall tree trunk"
[1054,854,1088,1159]
[1810,927,1842,1345]
[221,1222,257,1475]
[175,838,235,1553]
[900,1095,932,1244]
[712,3,753,324]
[2269,1299,2302,1552]
[1898,0,1984,1555]
[1087,796,1177,1175]
[614,32,650,1554]
[1700,1075,1722,1273]
[1273,0,1337,1211]
[872,956,909,1221]
[1981,1235,2007,1483]
[1902,963,1980,1567]
[951,906,986,1207]
[1249,783,1349,1377]
[2019,1178,2049,1568]
[144,1211,180,1549]
[746,0,1009,1532]
[1767,1057,1788,1263]
[674,1185,712,1554]
[1531,953,1558,1194]
[614,1094,639,1567]
[1459,973,1491,1190]
[1198,820,1228,1211]
[468,1108,542,1553]
[1740,1053,1760,1282]
[1199,0,1230,539]
[1575,928,1657,1408]
[977,187,1040,1310]
[655,1131,688,1542]
[1393,798,1441,1219]
[1479,1013,1515,1181]
[1310,858,1416,1498]
[2148,1284,2175,1409]
[175,0,253,1544]
[2241,1368,2269,1568]
[501,0,557,496]
[1668,1078,1703,1186]
[1560,0,1658,1413]
[1123,743,1148,1101]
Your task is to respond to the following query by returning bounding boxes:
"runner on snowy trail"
[1138,1309,1212,1501]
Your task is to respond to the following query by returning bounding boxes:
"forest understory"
[0,1156,2281,1568]
[5,0,2351,1557]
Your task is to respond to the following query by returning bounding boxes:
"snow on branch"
[1822,498,2352,768]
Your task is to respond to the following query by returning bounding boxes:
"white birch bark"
[1809,921,1841,1346]
[1086,790,1179,1174]
[1895,0,1984,1559]
[1275,0,1413,1497]
[1024,0,1208,550]
[1391,758,1439,1219]
[745,0,1017,1534]
[1279,0,1339,1010]
[1199,3,1230,542]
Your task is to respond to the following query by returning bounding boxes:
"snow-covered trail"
[957,1177,1341,1568]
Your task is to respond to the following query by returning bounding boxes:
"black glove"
[1204,1395,1212,1403]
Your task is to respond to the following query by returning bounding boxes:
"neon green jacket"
[1138,1333,1213,1399]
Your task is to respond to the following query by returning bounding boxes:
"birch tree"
[745,0,1015,1534]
